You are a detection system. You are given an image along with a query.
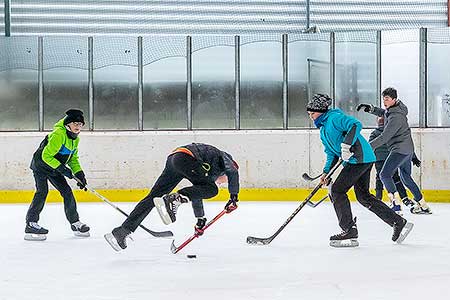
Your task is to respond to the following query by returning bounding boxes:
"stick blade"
[170,239,178,253]
[149,230,174,238]
[302,172,312,181]
[246,236,272,246]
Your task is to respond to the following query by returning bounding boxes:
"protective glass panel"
[93,37,138,130]
[43,37,88,130]
[0,2,4,34]
[335,32,377,127]
[288,35,330,128]
[427,28,450,127]
[0,37,38,131]
[240,41,282,129]
[192,45,235,129]
[143,59,186,130]
[382,29,419,127]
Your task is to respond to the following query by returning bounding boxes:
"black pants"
[26,170,79,224]
[374,161,407,200]
[330,163,403,232]
[122,153,218,232]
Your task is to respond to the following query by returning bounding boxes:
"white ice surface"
[1,201,449,300]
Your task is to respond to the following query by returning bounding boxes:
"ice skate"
[71,221,90,237]
[104,226,132,251]
[329,224,359,248]
[392,218,414,243]
[154,192,189,225]
[24,222,49,241]
[388,192,403,216]
[401,197,415,209]
[410,198,432,215]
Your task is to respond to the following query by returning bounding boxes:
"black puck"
[186,254,197,259]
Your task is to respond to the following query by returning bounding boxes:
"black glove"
[74,171,87,190]
[412,157,421,168]
[356,103,373,113]
[225,194,238,212]
[194,217,207,236]
[56,164,73,179]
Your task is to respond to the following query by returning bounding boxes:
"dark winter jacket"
[314,109,376,173]
[180,143,240,195]
[369,100,414,155]
[369,126,390,162]
[30,118,82,175]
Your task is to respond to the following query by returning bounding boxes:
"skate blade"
[73,231,90,238]
[153,197,172,225]
[24,233,47,241]
[330,239,359,248]
[396,222,414,244]
[104,233,122,252]
[410,208,432,215]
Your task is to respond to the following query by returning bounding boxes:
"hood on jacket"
[388,100,408,116]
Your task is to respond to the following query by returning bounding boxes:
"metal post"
[4,0,11,37]
[306,0,310,30]
[329,32,335,106]
[38,37,44,131]
[307,59,311,105]
[419,28,427,128]
[376,30,382,107]
[234,35,240,130]
[282,34,288,129]
[186,36,192,130]
[138,36,143,130]
[88,37,94,131]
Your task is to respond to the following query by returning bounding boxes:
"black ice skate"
[104,226,132,252]
[329,225,359,248]
[401,197,415,209]
[24,222,49,241]
[71,221,90,237]
[154,193,189,225]
[392,218,414,244]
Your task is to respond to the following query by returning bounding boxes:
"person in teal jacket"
[25,109,90,241]
[307,94,412,247]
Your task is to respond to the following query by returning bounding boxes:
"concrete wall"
[1,129,449,192]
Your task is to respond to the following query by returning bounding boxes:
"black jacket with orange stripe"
[176,143,240,196]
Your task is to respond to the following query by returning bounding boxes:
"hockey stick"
[170,205,237,254]
[73,177,173,238]
[246,159,343,246]
[302,172,322,182]
[306,194,328,208]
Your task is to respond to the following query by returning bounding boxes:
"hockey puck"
[186,254,197,259]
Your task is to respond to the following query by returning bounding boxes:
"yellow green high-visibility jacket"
[30,118,82,174]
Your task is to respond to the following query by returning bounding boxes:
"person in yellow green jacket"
[25,109,90,241]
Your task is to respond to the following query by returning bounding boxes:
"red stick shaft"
[173,209,230,254]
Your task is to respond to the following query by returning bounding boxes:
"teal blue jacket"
[315,109,376,173]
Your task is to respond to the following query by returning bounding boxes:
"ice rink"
[1,200,449,300]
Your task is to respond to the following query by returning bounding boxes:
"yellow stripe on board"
[1,188,449,204]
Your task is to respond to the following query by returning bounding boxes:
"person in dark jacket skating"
[25,109,90,241]
[357,87,431,215]
[307,94,413,248]
[104,143,239,251]
[369,116,419,208]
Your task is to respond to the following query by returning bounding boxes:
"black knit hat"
[306,94,333,113]
[63,109,85,126]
